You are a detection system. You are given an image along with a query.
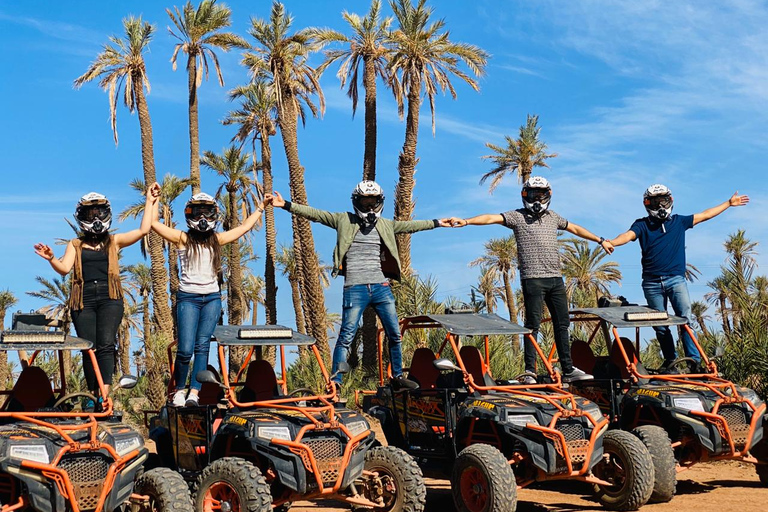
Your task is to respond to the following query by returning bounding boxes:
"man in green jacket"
[266,181,451,389]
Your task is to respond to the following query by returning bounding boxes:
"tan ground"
[292,461,767,512]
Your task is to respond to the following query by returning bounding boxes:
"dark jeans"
[521,277,573,374]
[175,290,222,392]
[71,280,124,391]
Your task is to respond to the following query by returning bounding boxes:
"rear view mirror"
[433,358,461,372]
[116,375,138,390]
[196,370,222,385]
[335,361,351,374]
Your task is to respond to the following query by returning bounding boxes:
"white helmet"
[185,193,219,232]
[643,184,673,221]
[521,176,552,214]
[351,180,385,225]
[75,192,112,234]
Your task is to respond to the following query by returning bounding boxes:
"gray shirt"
[500,209,568,280]
[344,225,386,286]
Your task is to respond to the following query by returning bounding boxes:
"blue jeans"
[641,275,699,362]
[332,283,403,384]
[175,290,222,391]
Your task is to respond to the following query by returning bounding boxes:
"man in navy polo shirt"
[610,184,749,372]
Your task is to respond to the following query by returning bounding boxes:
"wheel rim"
[367,466,399,511]
[595,451,628,496]
[459,466,489,512]
[203,481,241,512]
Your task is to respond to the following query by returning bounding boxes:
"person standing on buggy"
[450,176,612,383]
[152,192,264,407]
[609,184,749,373]
[265,181,452,390]
[33,183,160,410]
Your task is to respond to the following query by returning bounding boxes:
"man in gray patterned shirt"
[451,176,614,383]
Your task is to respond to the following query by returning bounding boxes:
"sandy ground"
[291,461,768,512]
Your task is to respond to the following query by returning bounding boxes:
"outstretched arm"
[610,230,637,248]
[265,191,339,228]
[218,202,264,245]
[115,182,160,248]
[449,214,505,227]
[565,222,614,254]
[34,240,76,276]
[151,200,186,246]
[693,191,749,226]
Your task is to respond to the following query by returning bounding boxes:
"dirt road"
[292,461,767,512]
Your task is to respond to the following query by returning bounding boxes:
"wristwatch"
[598,237,606,244]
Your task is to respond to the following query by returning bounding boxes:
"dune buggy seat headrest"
[4,366,55,412]
[239,360,280,403]
[408,347,439,389]
[459,346,495,387]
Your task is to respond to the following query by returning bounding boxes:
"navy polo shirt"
[629,214,694,279]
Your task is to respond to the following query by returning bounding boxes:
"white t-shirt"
[178,246,220,294]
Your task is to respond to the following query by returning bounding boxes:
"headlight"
[10,445,50,464]
[346,420,369,437]
[257,426,292,441]
[673,397,706,412]
[741,389,764,408]
[506,414,539,427]
[582,403,603,422]
[114,436,143,456]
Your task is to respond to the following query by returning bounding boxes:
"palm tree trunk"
[227,189,246,380]
[276,93,329,360]
[118,321,130,376]
[133,78,173,341]
[394,77,422,275]
[719,296,731,336]
[502,272,517,321]
[165,206,180,334]
[142,293,151,344]
[695,314,710,337]
[188,55,201,194]
[260,129,278,327]
[289,276,306,336]
[0,310,8,386]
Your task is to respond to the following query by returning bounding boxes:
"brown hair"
[186,228,223,282]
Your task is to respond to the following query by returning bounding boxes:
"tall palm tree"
[561,239,622,307]
[472,266,501,314]
[243,1,329,351]
[469,236,518,321]
[388,0,488,272]
[167,0,248,194]
[480,114,557,191]
[224,80,279,326]
[26,277,70,329]
[74,16,173,339]
[242,274,265,325]
[0,290,18,386]
[705,275,733,336]
[690,301,711,337]
[118,301,141,376]
[276,244,307,340]
[124,264,153,345]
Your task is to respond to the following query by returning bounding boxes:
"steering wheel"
[666,357,699,374]
[287,388,315,398]
[53,392,99,410]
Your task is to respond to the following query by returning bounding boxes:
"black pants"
[521,277,573,374]
[71,281,123,391]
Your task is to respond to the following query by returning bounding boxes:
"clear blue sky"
[1,1,766,344]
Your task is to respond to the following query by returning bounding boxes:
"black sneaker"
[391,375,419,391]
[562,367,594,383]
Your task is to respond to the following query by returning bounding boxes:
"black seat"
[408,348,440,390]
[4,366,56,412]
[197,365,224,406]
[238,360,282,403]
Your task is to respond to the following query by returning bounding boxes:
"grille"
[556,421,589,469]
[556,421,586,442]
[719,405,749,448]
[58,455,110,511]
[302,437,343,486]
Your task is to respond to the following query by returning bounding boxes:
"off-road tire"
[632,425,676,502]
[134,467,193,511]
[593,430,654,511]
[194,457,272,512]
[756,464,768,486]
[361,446,426,512]
[450,444,517,512]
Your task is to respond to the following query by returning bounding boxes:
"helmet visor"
[644,195,672,210]
[77,204,110,222]
[354,195,384,213]
[186,204,217,220]
[523,188,551,203]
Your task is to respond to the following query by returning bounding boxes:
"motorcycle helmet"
[351,180,385,225]
[643,184,673,221]
[521,176,552,214]
[75,192,112,234]
[185,193,219,232]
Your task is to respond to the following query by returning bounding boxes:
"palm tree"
[472,266,501,314]
[705,275,732,336]
[480,114,557,191]
[224,80,279,326]
[74,16,173,339]
[118,301,142,376]
[243,1,329,351]
[242,274,265,325]
[167,0,248,194]
[0,290,18,385]
[388,0,488,272]
[26,277,72,376]
[469,236,518,321]
[124,264,153,345]
[561,239,622,307]
[690,301,711,337]
[276,244,307,340]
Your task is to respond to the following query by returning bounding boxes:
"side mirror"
[433,358,461,372]
[335,361,351,374]
[196,370,223,386]
[115,375,138,391]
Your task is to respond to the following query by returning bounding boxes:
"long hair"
[79,231,111,252]
[186,228,222,282]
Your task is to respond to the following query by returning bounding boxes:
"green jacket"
[283,201,439,281]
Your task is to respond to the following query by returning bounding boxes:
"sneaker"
[83,398,96,412]
[185,394,200,407]
[391,375,419,391]
[562,367,593,382]
[171,390,186,407]
[520,374,537,385]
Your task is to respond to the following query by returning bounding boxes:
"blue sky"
[1,0,766,345]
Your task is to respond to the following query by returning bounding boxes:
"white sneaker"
[171,390,186,407]
[563,366,594,382]
[185,394,200,407]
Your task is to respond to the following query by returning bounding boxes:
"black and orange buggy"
[0,314,191,512]
[558,304,768,502]
[358,312,654,512]
[148,324,426,512]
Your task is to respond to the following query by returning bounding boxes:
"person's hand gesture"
[437,218,453,228]
[266,191,285,208]
[147,182,161,203]
[449,217,467,227]
[729,191,749,207]
[34,243,55,261]
[600,239,615,255]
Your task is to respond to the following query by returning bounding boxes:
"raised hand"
[600,239,615,255]
[729,191,749,207]
[266,191,285,208]
[147,182,161,200]
[34,243,55,261]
